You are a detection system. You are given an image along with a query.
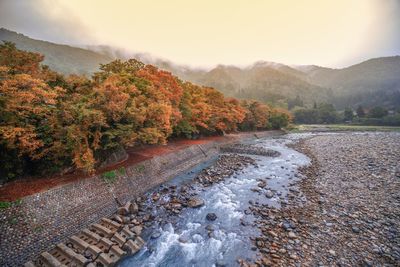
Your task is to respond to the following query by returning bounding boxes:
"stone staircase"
[24,201,145,267]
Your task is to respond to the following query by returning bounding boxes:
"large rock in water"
[206,213,217,221]
[188,197,205,208]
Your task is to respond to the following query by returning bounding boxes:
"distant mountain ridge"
[295,56,400,108]
[1,28,399,109]
[0,28,112,75]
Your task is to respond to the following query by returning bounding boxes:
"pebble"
[247,132,400,266]
[151,230,162,239]
[265,190,274,198]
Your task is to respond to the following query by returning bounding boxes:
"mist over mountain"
[188,63,330,107]
[0,28,112,75]
[296,56,400,108]
[1,28,399,110]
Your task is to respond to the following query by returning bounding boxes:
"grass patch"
[291,124,400,132]
[135,164,145,173]
[101,170,117,184]
[8,217,18,225]
[0,201,12,209]
[0,199,23,210]
[33,225,44,233]
[117,167,126,176]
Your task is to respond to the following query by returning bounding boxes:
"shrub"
[101,170,117,184]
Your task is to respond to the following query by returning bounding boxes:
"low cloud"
[0,0,95,45]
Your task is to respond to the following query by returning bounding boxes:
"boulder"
[188,197,205,208]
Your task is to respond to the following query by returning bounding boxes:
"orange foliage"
[0,43,292,180]
[137,65,183,126]
[0,73,61,159]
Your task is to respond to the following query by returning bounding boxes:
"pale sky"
[0,0,399,68]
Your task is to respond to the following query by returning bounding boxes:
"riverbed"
[119,133,311,267]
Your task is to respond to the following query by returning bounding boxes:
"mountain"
[1,28,399,109]
[301,56,400,90]
[0,28,112,75]
[189,63,330,106]
[296,56,400,109]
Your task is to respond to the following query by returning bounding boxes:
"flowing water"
[119,133,311,267]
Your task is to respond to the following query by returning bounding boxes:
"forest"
[0,42,291,181]
[291,100,400,126]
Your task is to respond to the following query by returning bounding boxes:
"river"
[119,133,311,267]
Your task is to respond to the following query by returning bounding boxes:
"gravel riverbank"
[248,132,400,266]
[18,131,398,266]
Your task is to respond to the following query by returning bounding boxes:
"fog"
[1,0,399,68]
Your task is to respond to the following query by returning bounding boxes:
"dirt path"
[0,136,227,202]
[251,132,400,266]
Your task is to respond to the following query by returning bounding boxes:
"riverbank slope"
[0,130,282,266]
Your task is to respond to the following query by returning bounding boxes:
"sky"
[0,0,399,68]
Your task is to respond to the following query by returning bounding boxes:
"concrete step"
[109,245,126,258]
[122,236,145,255]
[90,223,114,238]
[100,217,122,233]
[120,226,135,240]
[23,261,37,267]
[25,202,147,267]
[50,243,89,267]
[68,235,90,253]
[85,244,102,260]
[37,251,65,267]
[111,232,126,247]
[78,228,102,246]
[96,237,114,253]
[94,252,116,266]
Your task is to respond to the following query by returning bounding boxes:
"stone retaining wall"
[0,130,283,266]
[0,142,219,266]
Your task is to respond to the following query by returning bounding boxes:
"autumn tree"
[0,42,44,77]
[0,46,65,178]
[239,100,272,130]
[0,43,293,181]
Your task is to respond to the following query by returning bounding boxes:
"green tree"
[293,107,318,124]
[288,95,304,110]
[344,107,354,121]
[368,106,388,118]
[317,103,338,123]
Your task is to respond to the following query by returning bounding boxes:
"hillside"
[82,46,330,106]
[2,28,399,109]
[0,28,112,75]
[190,64,330,106]
[302,56,400,90]
[296,56,400,108]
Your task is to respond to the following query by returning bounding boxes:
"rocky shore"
[246,132,400,266]
[137,154,257,228]
[16,131,400,266]
[221,143,281,157]
[24,153,258,266]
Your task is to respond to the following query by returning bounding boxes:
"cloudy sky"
[1,0,399,68]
